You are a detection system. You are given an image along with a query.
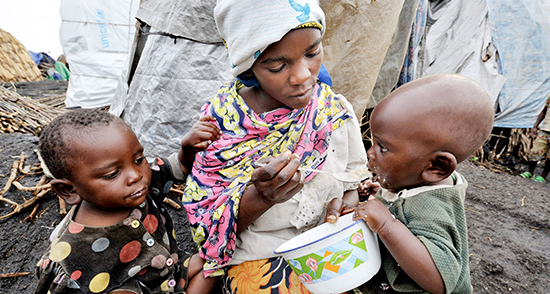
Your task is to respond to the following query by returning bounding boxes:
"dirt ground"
[0,82,549,293]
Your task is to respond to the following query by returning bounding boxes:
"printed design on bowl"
[286,229,370,284]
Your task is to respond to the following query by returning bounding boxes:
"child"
[181,0,367,292]
[519,93,550,182]
[35,109,220,294]
[351,74,493,293]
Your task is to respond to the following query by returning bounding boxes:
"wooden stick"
[163,198,181,210]
[465,207,482,214]
[58,195,67,215]
[0,272,31,278]
[169,187,185,195]
[0,188,51,220]
[0,160,19,206]
[17,152,25,171]
[12,182,51,192]
[24,203,40,221]
[33,176,48,196]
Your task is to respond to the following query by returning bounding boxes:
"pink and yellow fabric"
[182,80,352,276]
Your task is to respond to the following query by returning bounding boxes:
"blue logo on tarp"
[96,9,109,48]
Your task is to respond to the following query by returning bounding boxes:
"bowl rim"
[274,214,365,255]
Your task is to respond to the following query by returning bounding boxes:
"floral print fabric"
[182,80,352,276]
[222,257,313,294]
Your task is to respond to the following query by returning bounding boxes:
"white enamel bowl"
[274,213,381,294]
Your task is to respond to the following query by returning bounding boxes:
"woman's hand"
[325,190,359,224]
[251,151,304,205]
[237,151,303,233]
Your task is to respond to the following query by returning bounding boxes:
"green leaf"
[329,249,353,266]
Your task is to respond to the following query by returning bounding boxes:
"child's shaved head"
[39,109,122,179]
[374,74,494,163]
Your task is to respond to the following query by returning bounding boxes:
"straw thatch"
[0,29,43,83]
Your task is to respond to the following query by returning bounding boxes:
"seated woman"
[181,0,367,293]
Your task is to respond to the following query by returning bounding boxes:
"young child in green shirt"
[330,74,493,293]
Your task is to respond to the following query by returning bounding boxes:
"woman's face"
[250,28,323,112]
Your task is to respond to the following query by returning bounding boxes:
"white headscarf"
[215,0,326,77]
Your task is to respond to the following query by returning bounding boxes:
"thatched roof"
[0,28,43,83]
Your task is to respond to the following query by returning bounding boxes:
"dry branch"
[12,181,50,192]
[163,198,181,210]
[0,87,66,135]
[0,188,51,220]
[0,152,56,220]
[0,272,31,278]
[58,195,67,215]
[24,203,40,221]
[0,160,19,206]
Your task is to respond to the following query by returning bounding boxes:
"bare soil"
[0,81,549,293]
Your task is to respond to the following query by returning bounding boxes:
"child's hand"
[178,116,221,175]
[352,196,394,234]
[181,115,221,150]
[530,127,538,139]
[358,179,380,198]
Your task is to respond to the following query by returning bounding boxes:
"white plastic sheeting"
[487,0,550,128]
[110,31,232,159]
[109,0,232,159]
[59,0,139,108]
[418,0,506,107]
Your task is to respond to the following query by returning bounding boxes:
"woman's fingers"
[325,198,344,224]
[251,151,302,204]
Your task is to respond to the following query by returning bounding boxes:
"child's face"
[366,107,432,193]
[67,123,152,210]
[251,28,323,111]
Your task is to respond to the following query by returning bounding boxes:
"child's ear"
[50,179,82,205]
[422,151,457,183]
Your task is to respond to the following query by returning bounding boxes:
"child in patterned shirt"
[35,109,220,294]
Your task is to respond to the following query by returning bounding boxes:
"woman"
[182,1,367,292]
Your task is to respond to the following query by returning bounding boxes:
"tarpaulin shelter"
[486,0,550,128]
[60,0,139,108]
[109,0,232,159]
[109,0,550,159]
[29,51,69,81]
[378,0,550,129]
[110,0,402,158]
[321,0,405,120]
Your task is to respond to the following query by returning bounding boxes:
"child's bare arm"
[186,254,219,294]
[353,197,445,294]
[325,189,359,223]
[178,115,221,175]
